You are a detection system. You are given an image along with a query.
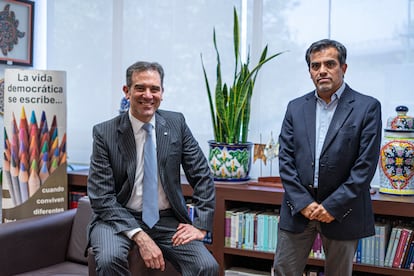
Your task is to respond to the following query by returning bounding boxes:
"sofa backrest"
[66,196,92,264]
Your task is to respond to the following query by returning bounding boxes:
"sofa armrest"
[0,209,76,275]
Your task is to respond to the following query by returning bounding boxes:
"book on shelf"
[355,239,362,263]
[358,235,375,265]
[255,212,266,251]
[186,203,212,244]
[253,210,259,251]
[255,211,279,252]
[377,222,391,267]
[243,210,262,250]
[374,225,380,266]
[268,213,279,252]
[224,207,250,247]
[231,208,250,248]
[224,206,279,253]
[359,237,366,264]
[384,226,400,267]
[392,227,412,268]
[382,224,414,268]
[317,233,325,259]
[407,237,414,269]
[225,209,234,247]
[355,220,393,267]
[401,231,414,269]
[258,212,271,252]
[404,238,414,269]
[367,233,376,265]
[238,208,251,249]
[69,190,87,209]
[310,233,324,259]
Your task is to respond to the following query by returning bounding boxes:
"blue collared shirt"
[313,82,346,188]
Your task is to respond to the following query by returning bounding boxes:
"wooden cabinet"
[67,170,414,275]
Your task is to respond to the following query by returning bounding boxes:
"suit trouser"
[273,220,358,276]
[90,209,219,276]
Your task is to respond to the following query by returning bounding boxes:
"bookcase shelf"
[67,170,414,275]
[224,247,274,260]
[215,182,414,275]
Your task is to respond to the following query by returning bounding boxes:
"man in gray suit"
[87,61,218,275]
[273,39,382,275]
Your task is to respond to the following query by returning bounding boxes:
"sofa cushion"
[0,209,76,275]
[66,196,93,265]
[15,261,88,276]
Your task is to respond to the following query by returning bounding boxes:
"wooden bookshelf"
[67,170,194,206]
[67,170,414,275]
[68,169,88,188]
[212,181,414,276]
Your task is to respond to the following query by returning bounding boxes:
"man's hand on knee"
[172,223,206,246]
[133,231,165,271]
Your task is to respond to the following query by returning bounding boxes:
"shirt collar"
[314,81,346,103]
[128,110,156,135]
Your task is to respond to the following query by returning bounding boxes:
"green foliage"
[201,7,284,144]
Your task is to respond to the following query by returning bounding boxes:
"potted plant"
[201,7,284,181]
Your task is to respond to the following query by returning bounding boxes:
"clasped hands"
[133,223,206,271]
[301,202,334,223]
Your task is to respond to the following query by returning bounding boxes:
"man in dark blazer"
[87,61,218,275]
[273,39,382,275]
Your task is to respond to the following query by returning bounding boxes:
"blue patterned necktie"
[142,123,159,228]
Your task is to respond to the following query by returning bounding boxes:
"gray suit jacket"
[278,84,382,240]
[87,110,215,237]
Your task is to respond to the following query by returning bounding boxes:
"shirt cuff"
[125,228,142,240]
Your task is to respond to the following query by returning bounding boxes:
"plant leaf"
[200,54,217,140]
[201,6,285,144]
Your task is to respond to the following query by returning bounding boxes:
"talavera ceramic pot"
[379,106,414,195]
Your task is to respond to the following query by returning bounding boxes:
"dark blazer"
[87,110,215,238]
[278,84,382,240]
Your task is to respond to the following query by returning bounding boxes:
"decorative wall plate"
[0,4,25,56]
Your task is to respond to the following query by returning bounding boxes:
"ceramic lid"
[385,105,414,132]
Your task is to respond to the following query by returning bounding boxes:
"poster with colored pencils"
[2,69,67,222]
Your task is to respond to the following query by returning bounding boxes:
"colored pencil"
[49,115,57,142]
[5,108,67,205]
[19,107,28,136]
[38,111,47,141]
[49,136,59,163]
[19,126,29,167]
[59,133,66,165]
[3,152,17,206]
[10,153,22,205]
[39,152,50,185]
[18,160,29,203]
[28,159,41,196]
[11,113,19,165]
[39,140,48,168]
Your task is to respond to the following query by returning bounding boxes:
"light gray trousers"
[273,220,358,276]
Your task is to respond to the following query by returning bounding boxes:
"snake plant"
[201,7,284,144]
